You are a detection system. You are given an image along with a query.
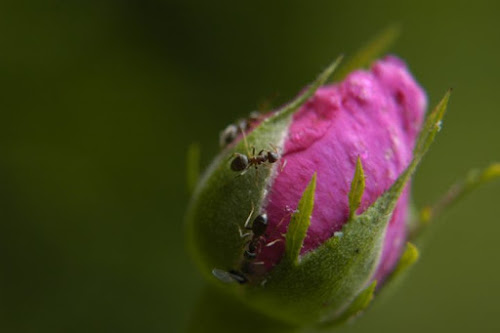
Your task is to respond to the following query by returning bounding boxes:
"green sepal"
[386,242,419,283]
[186,57,342,283]
[318,280,377,330]
[243,92,450,326]
[413,163,500,238]
[333,25,400,81]
[284,173,317,266]
[349,157,366,220]
[186,142,201,194]
[387,90,451,203]
[371,242,419,305]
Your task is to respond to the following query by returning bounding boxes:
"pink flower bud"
[260,56,427,282]
[185,54,448,327]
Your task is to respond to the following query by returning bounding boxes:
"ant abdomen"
[230,153,249,171]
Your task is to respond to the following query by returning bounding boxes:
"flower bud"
[186,56,449,327]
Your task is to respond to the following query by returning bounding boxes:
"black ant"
[211,205,281,285]
[229,125,280,174]
[239,208,268,257]
[219,111,264,148]
[239,205,281,273]
[230,147,279,173]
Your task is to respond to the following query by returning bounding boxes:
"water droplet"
[334,231,344,238]
[436,120,443,132]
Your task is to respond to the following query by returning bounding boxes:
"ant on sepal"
[229,127,280,175]
[212,204,282,285]
[219,111,263,148]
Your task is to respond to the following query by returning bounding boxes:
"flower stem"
[187,284,300,333]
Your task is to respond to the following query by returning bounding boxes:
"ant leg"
[243,202,255,230]
[227,152,239,162]
[233,167,248,179]
[238,227,251,238]
[234,221,251,238]
[269,143,280,154]
[265,238,284,247]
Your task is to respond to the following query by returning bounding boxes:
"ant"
[211,204,281,285]
[229,126,280,174]
[239,206,268,259]
[230,147,279,173]
[211,206,266,285]
[239,204,281,271]
[219,111,264,148]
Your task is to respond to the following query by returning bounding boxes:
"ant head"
[252,213,268,237]
[267,151,279,163]
[231,153,249,171]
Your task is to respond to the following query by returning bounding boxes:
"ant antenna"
[239,125,251,157]
[269,143,279,153]
[265,238,283,247]
[239,202,255,238]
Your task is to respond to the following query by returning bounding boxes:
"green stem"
[410,163,500,239]
[187,284,300,333]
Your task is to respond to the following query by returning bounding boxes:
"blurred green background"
[1,0,499,332]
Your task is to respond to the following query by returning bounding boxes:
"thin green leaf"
[333,25,400,81]
[270,56,343,124]
[186,143,201,194]
[318,281,377,329]
[416,163,500,236]
[388,90,451,205]
[349,157,366,220]
[372,242,419,304]
[414,90,451,162]
[284,173,317,266]
[390,242,419,280]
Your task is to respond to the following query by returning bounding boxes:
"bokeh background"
[1,0,500,332]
